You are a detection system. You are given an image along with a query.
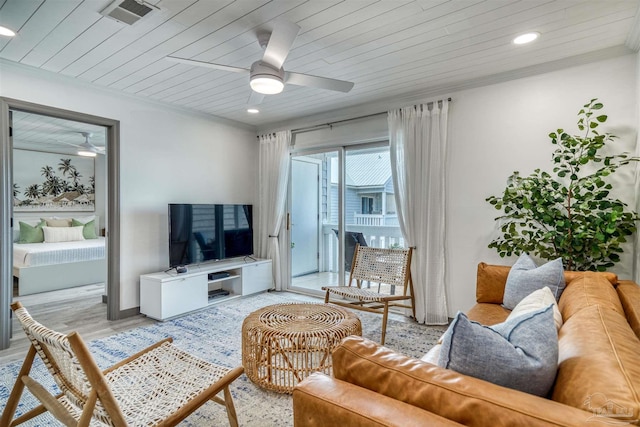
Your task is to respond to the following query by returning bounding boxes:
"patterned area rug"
[0,291,446,426]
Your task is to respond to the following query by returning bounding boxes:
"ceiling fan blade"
[247,91,265,106]
[44,140,82,149]
[166,56,249,74]
[285,72,354,93]
[261,20,300,69]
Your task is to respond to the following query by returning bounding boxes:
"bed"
[12,217,106,296]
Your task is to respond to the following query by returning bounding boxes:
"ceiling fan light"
[0,26,16,37]
[513,32,540,45]
[77,150,97,157]
[250,76,284,94]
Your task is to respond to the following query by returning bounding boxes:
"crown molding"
[625,3,640,51]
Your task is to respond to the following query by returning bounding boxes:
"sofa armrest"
[293,373,461,427]
[333,336,614,427]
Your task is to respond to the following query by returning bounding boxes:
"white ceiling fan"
[166,20,355,106]
[49,132,105,157]
[75,132,104,157]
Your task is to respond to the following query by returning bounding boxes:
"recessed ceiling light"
[513,32,540,45]
[0,26,16,37]
[247,108,260,114]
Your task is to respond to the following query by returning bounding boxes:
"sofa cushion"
[503,254,565,309]
[438,306,558,397]
[466,302,509,325]
[476,263,511,304]
[616,281,640,340]
[553,305,640,422]
[558,273,624,321]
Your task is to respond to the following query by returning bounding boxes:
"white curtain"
[634,134,640,285]
[388,100,449,324]
[257,131,291,291]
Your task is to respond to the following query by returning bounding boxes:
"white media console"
[140,258,272,321]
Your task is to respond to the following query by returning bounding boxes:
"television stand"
[140,258,272,321]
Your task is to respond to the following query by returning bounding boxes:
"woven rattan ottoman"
[241,302,361,393]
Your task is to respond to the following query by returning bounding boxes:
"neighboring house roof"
[345,152,391,187]
[53,191,81,202]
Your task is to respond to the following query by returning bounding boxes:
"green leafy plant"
[487,99,639,271]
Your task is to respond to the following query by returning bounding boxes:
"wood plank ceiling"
[0,0,639,127]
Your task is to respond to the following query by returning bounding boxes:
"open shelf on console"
[207,273,239,284]
[140,258,272,321]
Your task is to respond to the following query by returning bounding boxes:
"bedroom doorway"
[0,98,121,350]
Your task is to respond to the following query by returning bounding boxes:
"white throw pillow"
[507,286,563,331]
[421,343,442,364]
[43,225,85,243]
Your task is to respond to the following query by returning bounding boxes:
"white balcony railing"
[321,224,405,274]
[353,213,399,226]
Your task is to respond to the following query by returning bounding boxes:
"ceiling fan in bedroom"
[49,132,105,157]
[166,20,355,106]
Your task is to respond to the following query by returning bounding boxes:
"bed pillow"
[438,305,558,397]
[72,218,98,239]
[42,225,85,243]
[73,215,96,224]
[503,254,565,309]
[18,220,46,243]
[41,217,72,227]
[507,286,563,331]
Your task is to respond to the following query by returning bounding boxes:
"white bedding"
[13,237,105,268]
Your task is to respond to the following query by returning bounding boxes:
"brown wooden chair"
[1,301,244,427]
[323,244,415,345]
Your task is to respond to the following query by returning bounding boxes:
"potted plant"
[486,99,639,271]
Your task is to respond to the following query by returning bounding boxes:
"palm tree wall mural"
[14,149,95,212]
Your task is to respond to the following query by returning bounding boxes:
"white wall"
[0,61,258,311]
[265,54,639,316]
[447,54,637,314]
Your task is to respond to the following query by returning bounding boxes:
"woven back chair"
[323,244,415,345]
[1,301,244,427]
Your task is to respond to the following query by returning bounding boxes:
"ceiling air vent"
[100,0,156,25]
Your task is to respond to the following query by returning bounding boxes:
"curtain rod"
[291,97,452,136]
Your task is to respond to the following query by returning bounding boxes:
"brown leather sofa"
[293,263,640,426]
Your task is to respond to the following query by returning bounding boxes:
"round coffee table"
[241,302,361,393]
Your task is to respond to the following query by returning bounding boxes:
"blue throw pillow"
[438,305,558,397]
[503,254,565,309]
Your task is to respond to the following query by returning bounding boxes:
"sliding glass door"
[288,144,402,295]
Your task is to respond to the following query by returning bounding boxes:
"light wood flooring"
[1,284,156,365]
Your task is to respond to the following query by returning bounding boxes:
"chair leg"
[1,345,36,426]
[380,303,389,346]
[324,290,330,303]
[223,386,239,427]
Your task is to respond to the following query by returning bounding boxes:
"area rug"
[0,291,446,426]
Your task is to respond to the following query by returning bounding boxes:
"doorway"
[288,144,403,295]
[0,98,121,350]
[290,157,321,277]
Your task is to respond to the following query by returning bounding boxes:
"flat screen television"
[168,204,253,268]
